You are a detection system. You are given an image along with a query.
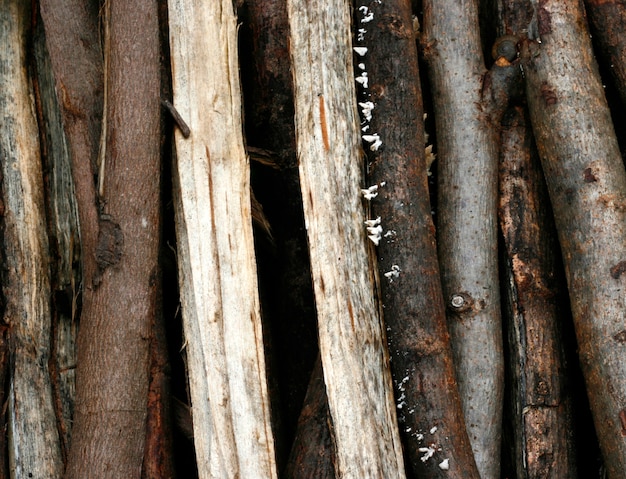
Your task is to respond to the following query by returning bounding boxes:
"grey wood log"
[0,2,63,477]
[422,1,506,477]
[286,1,407,477]
[168,1,278,477]
[521,1,626,476]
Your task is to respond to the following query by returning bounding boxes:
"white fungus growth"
[368,234,381,246]
[358,62,366,70]
[362,12,374,22]
[439,459,450,470]
[362,125,370,132]
[419,446,436,462]
[357,28,367,42]
[430,426,438,434]
[364,216,381,227]
[384,229,396,239]
[362,133,382,151]
[416,433,424,441]
[353,46,368,56]
[355,72,369,88]
[366,225,383,237]
[361,184,379,200]
[384,265,401,282]
[359,101,375,122]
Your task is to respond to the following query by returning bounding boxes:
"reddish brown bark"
[43,0,162,476]
[355,1,478,477]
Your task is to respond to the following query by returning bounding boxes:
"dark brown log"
[284,358,335,479]
[422,1,521,476]
[585,0,626,107]
[60,0,162,476]
[520,1,626,477]
[354,1,479,477]
[498,105,578,478]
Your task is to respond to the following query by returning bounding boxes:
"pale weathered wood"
[0,2,63,477]
[168,2,277,478]
[286,1,406,477]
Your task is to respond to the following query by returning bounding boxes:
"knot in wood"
[96,217,124,270]
[448,292,473,313]
[491,35,518,62]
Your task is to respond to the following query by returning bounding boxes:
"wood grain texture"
[423,1,505,476]
[0,2,63,477]
[168,1,277,477]
[520,1,626,476]
[286,1,406,477]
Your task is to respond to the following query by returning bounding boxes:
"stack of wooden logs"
[2,0,626,478]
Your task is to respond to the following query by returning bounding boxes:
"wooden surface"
[169,1,277,477]
[287,1,406,477]
[423,1,505,476]
[521,1,626,476]
[0,2,63,477]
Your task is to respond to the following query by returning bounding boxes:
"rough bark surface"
[0,2,64,477]
[521,1,626,477]
[168,1,277,477]
[286,1,406,477]
[498,106,578,478]
[354,1,479,477]
[422,1,508,476]
[61,0,162,476]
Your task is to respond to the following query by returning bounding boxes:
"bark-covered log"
[354,1,479,477]
[286,0,406,477]
[284,358,335,479]
[585,0,626,108]
[56,0,162,476]
[521,1,626,477]
[168,1,278,477]
[422,1,520,476]
[498,106,578,478]
[0,2,64,477]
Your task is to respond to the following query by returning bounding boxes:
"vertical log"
[521,1,626,476]
[354,1,479,477]
[286,1,406,477]
[498,106,578,478]
[61,0,162,476]
[168,0,278,477]
[0,1,63,476]
[422,1,511,476]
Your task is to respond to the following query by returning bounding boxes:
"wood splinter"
[162,98,190,138]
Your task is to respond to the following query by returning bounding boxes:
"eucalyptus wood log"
[168,1,277,477]
[585,0,626,107]
[520,1,626,476]
[354,1,479,477]
[0,2,63,477]
[284,358,335,479]
[498,106,578,478]
[287,1,406,477]
[422,2,520,476]
[32,12,82,459]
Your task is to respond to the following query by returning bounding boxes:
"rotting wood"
[354,1,479,477]
[31,10,82,459]
[168,0,278,477]
[422,1,521,476]
[286,0,406,477]
[0,1,63,477]
[498,106,578,478]
[520,1,626,476]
